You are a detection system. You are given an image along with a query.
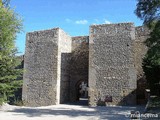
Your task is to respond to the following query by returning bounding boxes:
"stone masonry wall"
[135,26,150,104]
[23,28,59,106]
[135,26,149,79]
[58,29,72,104]
[89,23,137,106]
[22,23,149,107]
[70,36,89,101]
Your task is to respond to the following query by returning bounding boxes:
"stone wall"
[58,29,72,104]
[70,36,89,101]
[23,28,59,106]
[89,23,137,106]
[135,26,149,78]
[23,28,72,106]
[22,23,149,107]
[135,26,150,104]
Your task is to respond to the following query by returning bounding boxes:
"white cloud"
[92,19,99,25]
[94,19,99,23]
[92,18,111,25]
[104,19,111,24]
[75,20,88,24]
[65,18,72,23]
[65,18,111,25]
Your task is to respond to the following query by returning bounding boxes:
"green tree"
[0,1,23,104]
[135,0,160,27]
[135,0,160,96]
[1,0,10,7]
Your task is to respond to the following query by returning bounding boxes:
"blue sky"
[10,0,143,55]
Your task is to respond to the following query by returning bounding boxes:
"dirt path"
[0,103,144,120]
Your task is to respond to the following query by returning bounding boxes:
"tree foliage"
[2,0,10,7]
[135,0,160,27]
[0,1,23,104]
[135,0,160,96]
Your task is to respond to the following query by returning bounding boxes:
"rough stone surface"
[135,26,150,78]
[23,22,150,107]
[135,26,150,104]
[23,28,71,106]
[89,23,137,106]
[58,29,72,104]
[70,36,89,101]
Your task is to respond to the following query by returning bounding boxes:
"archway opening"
[75,80,88,105]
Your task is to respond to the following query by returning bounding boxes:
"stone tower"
[88,23,137,106]
[23,28,71,106]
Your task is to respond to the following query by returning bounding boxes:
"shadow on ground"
[7,104,145,120]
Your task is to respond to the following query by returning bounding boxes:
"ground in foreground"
[0,103,153,120]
